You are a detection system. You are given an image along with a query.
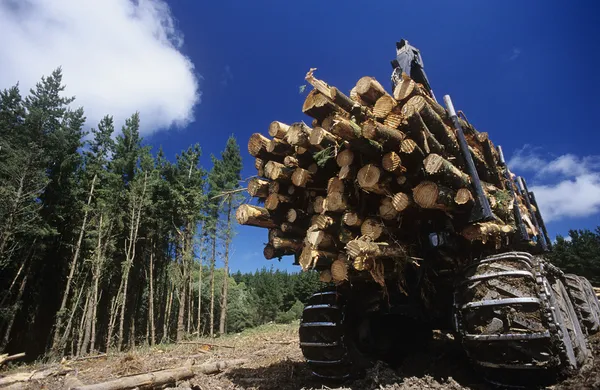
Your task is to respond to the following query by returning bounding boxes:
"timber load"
[238,69,544,283]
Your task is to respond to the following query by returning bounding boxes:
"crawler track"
[454,252,590,385]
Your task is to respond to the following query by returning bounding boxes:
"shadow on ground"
[226,334,492,390]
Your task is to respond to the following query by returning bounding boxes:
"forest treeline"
[0,68,322,359]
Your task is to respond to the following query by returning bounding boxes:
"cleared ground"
[1,322,599,389]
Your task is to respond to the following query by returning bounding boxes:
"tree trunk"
[197,237,204,337]
[176,230,187,342]
[148,239,155,346]
[219,197,234,335]
[52,174,96,354]
[1,256,31,350]
[209,233,216,338]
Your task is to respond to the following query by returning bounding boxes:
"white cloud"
[508,145,600,222]
[0,0,200,134]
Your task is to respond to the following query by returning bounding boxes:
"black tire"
[549,276,593,367]
[299,289,370,380]
[578,276,600,334]
[454,252,588,385]
[564,274,600,335]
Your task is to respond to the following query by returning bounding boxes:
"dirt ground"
[2,322,600,390]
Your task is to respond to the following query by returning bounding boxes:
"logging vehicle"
[238,40,600,386]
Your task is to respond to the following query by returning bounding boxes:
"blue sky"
[2,1,599,273]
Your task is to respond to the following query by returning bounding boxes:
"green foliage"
[547,227,600,285]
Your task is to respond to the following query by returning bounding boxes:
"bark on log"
[310,126,340,148]
[265,193,292,211]
[423,153,471,189]
[360,218,384,240]
[330,115,362,140]
[392,192,413,213]
[268,228,285,243]
[379,197,399,220]
[292,167,313,187]
[236,205,279,228]
[71,366,195,390]
[343,212,363,227]
[362,120,405,150]
[247,178,269,198]
[404,111,444,155]
[477,132,505,189]
[355,76,387,105]
[272,237,303,252]
[345,240,406,260]
[373,94,398,119]
[285,122,313,149]
[264,161,294,181]
[336,149,354,167]
[266,138,294,156]
[281,222,306,236]
[255,158,265,177]
[331,259,349,282]
[462,222,515,242]
[264,244,293,259]
[195,359,247,375]
[357,164,389,195]
[413,181,456,211]
[268,121,290,139]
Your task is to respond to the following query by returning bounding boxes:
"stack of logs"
[237,69,540,284]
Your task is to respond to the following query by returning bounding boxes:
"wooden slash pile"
[238,69,540,284]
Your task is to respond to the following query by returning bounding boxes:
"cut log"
[196,359,247,375]
[264,193,292,211]
[331,258,349,282]
[455,188,474,206]
[399,139,426,167]
[305,68,369,120]
[379,197,399,220]
[360,218,384,240]
[324,192,348,213]
[477,132,505,189]
[355,76,387,105]
[306,230,336,250]
[462,222,515,242]
[327,177,345,194]
[373,94,398,119]
[345,240,406,260]
[236,205,279,228]
[264,161,294,181]
[362,120,405,150]
[70,366,195,390]
[313,196,325,214]
[292,167,313,187]
[310,126,340,148]
[349,86,369,106]
[330,115,362,140]
[286,209,307,223]
[255,158,265,177]
[0,352,25,366]
[268,228,284,243]
[281,222,306,236]
[404,111,444,155]
[343,212,363,227]
[309,214,338,231]
[303,90,349,121]
[384,109,404,129]
[268,121,290,139]
[248,133,270,158]
[393,73,416,101]
[247,178,269,198]
[413,181,456,211]
[382,152,405,175]
[357,164,389,195]
[338,227,354,244]
[285,122,313,149]
[266,138,294,156]
[392,192,413,213]
[299,246,337,271]
[272,237,303,252]
[404,96,462,161]
[336,149,354,167]
[338,165,356,180]
[423,153,471,189]
[283,156,299,168]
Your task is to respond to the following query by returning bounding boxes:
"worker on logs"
[391,39,436,101]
